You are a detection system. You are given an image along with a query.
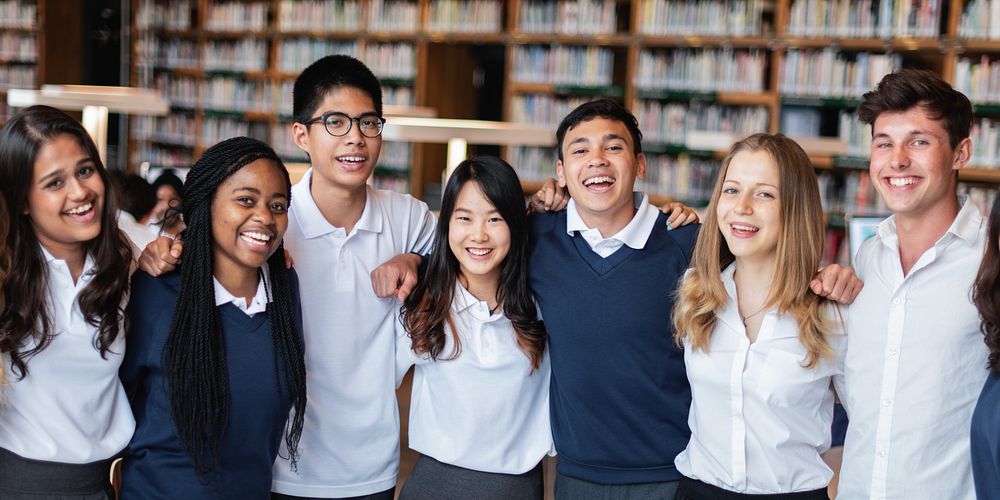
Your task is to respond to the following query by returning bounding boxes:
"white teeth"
[337,155,366,162]
[584,176,615,186]
[64,203,93,215]
[240,232,272,245]
[468,248,492,256]
[888,177,918,187]
[731,224,758,232]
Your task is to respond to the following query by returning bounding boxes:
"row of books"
[137,145,194,169]
[203,39,268,72]
[134,114,196,147]
[276,0,361,32]
[135,0,192,31]
[518,0,617,35]
[960,0,1000,40]
[275,39,357,73]
[0,64,33,89]
[383,85,415,105]
[636,0,766,37]
[372,174,410,194]
[367,0,421,32]
[970,117,1000,169]
[636,153,719,203]
[787,0,942,39]
[0,0,35,29]
[426,0,502,33]
[838,110,871,158]
[509,93,592,125]
[634,101,769,145]
[205,1,270,32]
[816,170,888,216]
[154,73,198,108]
[0,31,35,62]
[507,146,556,183]
[955,55,1000,105]
[634,48,766,93]
[379,141,414,170]
[202,116,267,146]
[271,122,307,161]
[779,49,900,98]
[201,77,273,113]
[512,45,614,87]
[136,37,197,70]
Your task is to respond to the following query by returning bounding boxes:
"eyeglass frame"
[302,111,386,138]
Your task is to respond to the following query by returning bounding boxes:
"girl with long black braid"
[0,105,134,499]
[120,137,306,499]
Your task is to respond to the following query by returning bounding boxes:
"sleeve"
[120,272,158,400]
[394,306,419,388]
[404,196,437,256]
[831,304,850,417]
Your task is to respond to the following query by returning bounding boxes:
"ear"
[556,159,567,188]
[291,122,310,154]
[953,137,972,171]
[636,153,648,180]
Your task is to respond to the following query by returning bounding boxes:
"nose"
[890,144,909,169]
[343,118,367,146]
[587,148,608,168]
[252,202,275,225]
[66,177,90,201]
[734,192,753,215]
[470,221,488,243]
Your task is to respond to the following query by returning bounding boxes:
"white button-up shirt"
[0,247,135,463]
[396,284,554,474]
[836,200,988,500]
[213,265,271,317]
[271,170,436,498]
[566,192,661,257]
[675,263,846,494]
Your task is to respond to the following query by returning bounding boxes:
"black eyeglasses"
[303,112,385,138]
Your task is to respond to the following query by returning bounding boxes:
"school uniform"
[270,169,436,499]
[835,200,988,500]
[0,247,134,498]
[119,268,302,500]
[973,371,1000,500]
[528,194,698,499]
[395,283,553,500]
[674,263,844,499]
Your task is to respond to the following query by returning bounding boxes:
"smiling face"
[869,106,969,221]
[556,117,646,231]
[26,134,105,262]
[291,86,382,194]
[716,150,782,264]
[211,159,290,282]
[448,181,511,291]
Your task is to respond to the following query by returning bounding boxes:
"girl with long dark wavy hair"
[0,195,9,392]
[119,137,306,499]
[396,156,550,500]
[0,105,134,499]
[971,195,1000,500]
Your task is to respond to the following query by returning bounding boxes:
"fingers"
[139,236,181,276]
[812,265,863,305]
[284,249,295,269]
[529,178,563,213]
[396,271,418,301]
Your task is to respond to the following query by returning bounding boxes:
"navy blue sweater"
[973,371,1000,500]
[529,210,698,484]
[119,270,302,500]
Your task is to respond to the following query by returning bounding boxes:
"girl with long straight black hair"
[397,156,550,500]
[120,136,306,499]
[0,105,134,499]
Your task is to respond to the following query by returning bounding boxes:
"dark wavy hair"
[556,99,642,161]
[293,54,383,124]
[0,105,132,379]
[858,69,973,149]
[401,156,546,370]
[974,194,1000,373]
[165,137,306,472]
[0,195,9,313]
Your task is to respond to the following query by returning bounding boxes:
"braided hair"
[165,136,306,473]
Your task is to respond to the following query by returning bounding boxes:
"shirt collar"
[451,282,501,321]
[40,244,96,284]
[565,192,659,250]
[213,264,272,316]
[291,168,383,239]
[876,196,985,248]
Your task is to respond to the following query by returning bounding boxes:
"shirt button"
[878,450,887,458]
[882,399,891,407]
[892,297,902,305]
[888,349,898,356]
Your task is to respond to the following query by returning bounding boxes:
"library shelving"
[0,0,42,123]
[128,0,1000,211]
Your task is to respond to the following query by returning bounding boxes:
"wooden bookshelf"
[127,0,1000,210]
[0,0,42,123]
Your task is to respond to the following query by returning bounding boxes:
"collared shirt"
[674,263,846,494]
[271,169,436,498]
[836,200,988,500]
[0,246,135,463]
[566,192,660,257]
[213,265,271,317]
[396,284,554,474]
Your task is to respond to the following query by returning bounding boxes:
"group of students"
[0,53,996,500]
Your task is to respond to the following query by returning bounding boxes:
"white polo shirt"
[396,283,554,475]
[836,200,988,500]
[566,192,661,257]
[675,263,846,494]
[0,247,134,463]
[271,169,436,498]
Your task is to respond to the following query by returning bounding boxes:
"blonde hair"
[673,133,836,368]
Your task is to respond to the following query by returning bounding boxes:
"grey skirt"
[399,454,543,500]
[0,447,114,500]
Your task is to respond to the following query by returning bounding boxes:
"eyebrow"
[873,129,932,140]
